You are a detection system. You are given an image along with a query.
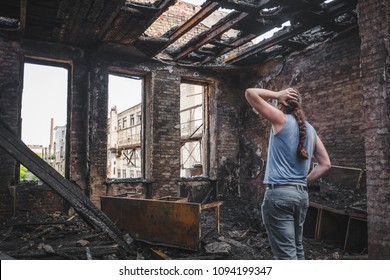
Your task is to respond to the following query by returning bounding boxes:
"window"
[180,83,206,177]
[136,113,141,124]
[107,74,143,179]
[129,114,134,126]
[21,63,68,180]
[123,117,127,129]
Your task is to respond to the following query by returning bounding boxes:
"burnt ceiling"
[0,0,358,68]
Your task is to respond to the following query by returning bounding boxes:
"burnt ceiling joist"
[0,0,357,68]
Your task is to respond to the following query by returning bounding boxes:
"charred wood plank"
[70,0,106,43]
[55,244,120,257]
[19,0,27,33]
[226,0,357,65]
[166,1,220,47]
[174,11,250,61]
[220,0,274,13]
[281,39,308,50]
[94,0,126,42]
[202,9,301,64]
[209,39,235,48]
[126,0,175,38]
[150,248,172,260]
[74,0,127,45]
[224,23,306,64]
[172,0,276,62]
[0,120,134,256]
[11,220,75,227]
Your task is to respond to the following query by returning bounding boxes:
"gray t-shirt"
[264,114,316,186]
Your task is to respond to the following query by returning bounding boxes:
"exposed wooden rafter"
[19,0,27,33]
[0,0,358,67]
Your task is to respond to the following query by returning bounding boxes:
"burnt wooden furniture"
[305,201,367,253]
[101,196,223,250]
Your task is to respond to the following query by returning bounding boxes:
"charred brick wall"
[358,0,390,259]
[237,28,364,203]
[145,69,181,198]
[88,59,109,207]
[68,58,89,194]
[210,73,246,198]
[0,39,22,219]
[12,183,64,215]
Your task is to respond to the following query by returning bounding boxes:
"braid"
[283,90,309,160]
[293,109,308,159]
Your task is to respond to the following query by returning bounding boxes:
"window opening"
[180,83,206,177]
[107,74,143,179]
[21,63,68,180]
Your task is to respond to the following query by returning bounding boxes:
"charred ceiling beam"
[166,0,220,47]
[173,11,250,62]
[103,0,175,48]
[118,0,175,44]
[281,0,322,12]
[224,23,307,64]
[136,0,176,28]
[125,2,160,14]
[201,33,257,64]
[293,0,357,32]
[135,0,220,57]
[84,0,127,44]
[106,11,144,43]
[280,38,308,50]
[21,0,63,42]
[201,14,294,64]
[210,39,236,48]
[59,0,96,43]
[220,0,278,13]
[172,0,275,62]
[225,0,357,65]
[200,2,306,65]
[19,0,27,33]
[70,0,120,45]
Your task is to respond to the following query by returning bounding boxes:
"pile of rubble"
[0,196,350,260]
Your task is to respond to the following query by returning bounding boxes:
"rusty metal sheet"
[101,197,201,250]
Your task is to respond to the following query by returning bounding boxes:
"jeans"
[261,185,309,260]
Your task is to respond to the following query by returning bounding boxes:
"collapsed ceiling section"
[0,0,357,67]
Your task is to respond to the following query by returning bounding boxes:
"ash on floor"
[0,195,362,260]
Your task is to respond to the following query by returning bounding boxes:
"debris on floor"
[0,194,367,260]
[309,181,367,213]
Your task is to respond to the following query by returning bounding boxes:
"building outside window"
[180,83,206,177]
[107,104,142,179]
[107,74,143,179]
